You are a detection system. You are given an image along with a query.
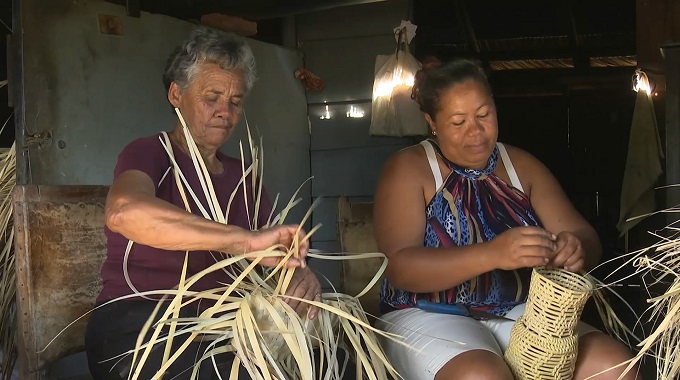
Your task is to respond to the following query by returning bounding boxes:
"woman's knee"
[573,332,639,380]
[435,350,514,380]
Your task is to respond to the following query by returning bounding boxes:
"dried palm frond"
[44,109,402,379]
[597,224,680,380]
[0,141,16,380]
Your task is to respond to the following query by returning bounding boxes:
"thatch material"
[47,109,402,379]
[0,140,16,380]
[601,225,680,380]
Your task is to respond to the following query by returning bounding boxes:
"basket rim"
[534,267,594,294]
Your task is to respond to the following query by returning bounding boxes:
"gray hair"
[163,27,257,94]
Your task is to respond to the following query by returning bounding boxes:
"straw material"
[505,267,594,380]
[600,224,680,380]
[0,137,16,380]
[504,317,579,380]
[46,110,402,380]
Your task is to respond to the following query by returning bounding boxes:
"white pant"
[376,303,597,380]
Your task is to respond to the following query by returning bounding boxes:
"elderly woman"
[85,28,321,379]
[373,58,638,380]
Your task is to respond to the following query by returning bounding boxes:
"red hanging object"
[294,68,325,92]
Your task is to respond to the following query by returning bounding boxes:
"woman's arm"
[513,146,602,271]
[106,170,307,266]
[106,170,252,253]
[373,147,555,293]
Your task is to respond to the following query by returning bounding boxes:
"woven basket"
[504,267,594,380]
[505,316,579,380]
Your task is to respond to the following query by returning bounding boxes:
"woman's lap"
[85,300,250,380]
[376,303,599,380]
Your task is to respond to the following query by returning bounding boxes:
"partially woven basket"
[505,267,594,380]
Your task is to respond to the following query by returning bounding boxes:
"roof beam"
[566,0,580,48]
[566,0,589,71]
[216,0,390,20]
[454,0,480,54]
[126,0,140,18]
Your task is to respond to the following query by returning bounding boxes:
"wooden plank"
[301,35,399,104]
[662,43,680,219]
[311,196,340,241]
[637,0,680,74]
[311,196,374,242]
[14,185,109,373]
[296,0,408,41]
[308,249,342,291]
[337,196,382,318]
[311,146,403,197]
[310,103,415,150]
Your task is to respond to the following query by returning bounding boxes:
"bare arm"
[516,147,602,270]
[106,170,254,253]
[374,146,557,293]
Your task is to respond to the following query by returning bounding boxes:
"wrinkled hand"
[244,225,308,268]
[546,231,585,273]
[283,266,322,320]
[489,226,557,270]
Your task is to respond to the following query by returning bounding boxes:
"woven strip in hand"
[505,267,594,380]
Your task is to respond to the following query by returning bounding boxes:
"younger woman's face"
[426,79,498,169]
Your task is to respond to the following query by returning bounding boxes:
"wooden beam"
[125,0,140,18]
[566,0,580,49]
[11,0,28,184]
[565,0,589,71]
[454,0,480,54]
[216,0,390,20]
[637,0,680,74]
[662,43,680,215]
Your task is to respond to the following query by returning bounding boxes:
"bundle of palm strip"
[47,108,403,380]
[593,224,680,380]
[0,144,15,380]
[0,110,16,380]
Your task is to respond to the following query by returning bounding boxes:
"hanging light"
[632,68,652,94]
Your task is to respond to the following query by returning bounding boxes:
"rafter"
[454,0,480,54]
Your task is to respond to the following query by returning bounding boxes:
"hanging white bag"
[369,27,427,137]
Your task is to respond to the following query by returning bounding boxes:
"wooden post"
[662,43,680,217]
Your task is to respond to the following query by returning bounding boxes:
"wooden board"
[336,196,383,319]
[14,185,109,375]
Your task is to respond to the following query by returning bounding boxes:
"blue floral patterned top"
[379,141,542,316]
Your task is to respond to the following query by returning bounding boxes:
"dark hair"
[412,58,492,116]
[162,27,257,94]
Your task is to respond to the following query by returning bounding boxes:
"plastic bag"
[369,29,427,137]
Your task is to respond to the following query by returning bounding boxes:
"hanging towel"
[617,90,664,235]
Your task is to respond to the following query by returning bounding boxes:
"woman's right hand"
[243,225,308,268]
[488,226,557,270]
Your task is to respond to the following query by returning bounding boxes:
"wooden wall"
[296,1,416,289]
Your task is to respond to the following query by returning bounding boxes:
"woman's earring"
[432,130,437,136]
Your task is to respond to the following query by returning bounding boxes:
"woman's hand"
[243,225,308,268]
[546,231,585,272]
[283,266,322,320]
[488,226,557,270]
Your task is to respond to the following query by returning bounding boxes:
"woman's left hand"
[283,266,322,320]
[548,231,585,272]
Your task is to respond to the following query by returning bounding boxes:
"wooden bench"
[14,185,109,380]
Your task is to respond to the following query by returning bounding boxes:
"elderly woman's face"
[426,79,498,169]
[169,63,245,150]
